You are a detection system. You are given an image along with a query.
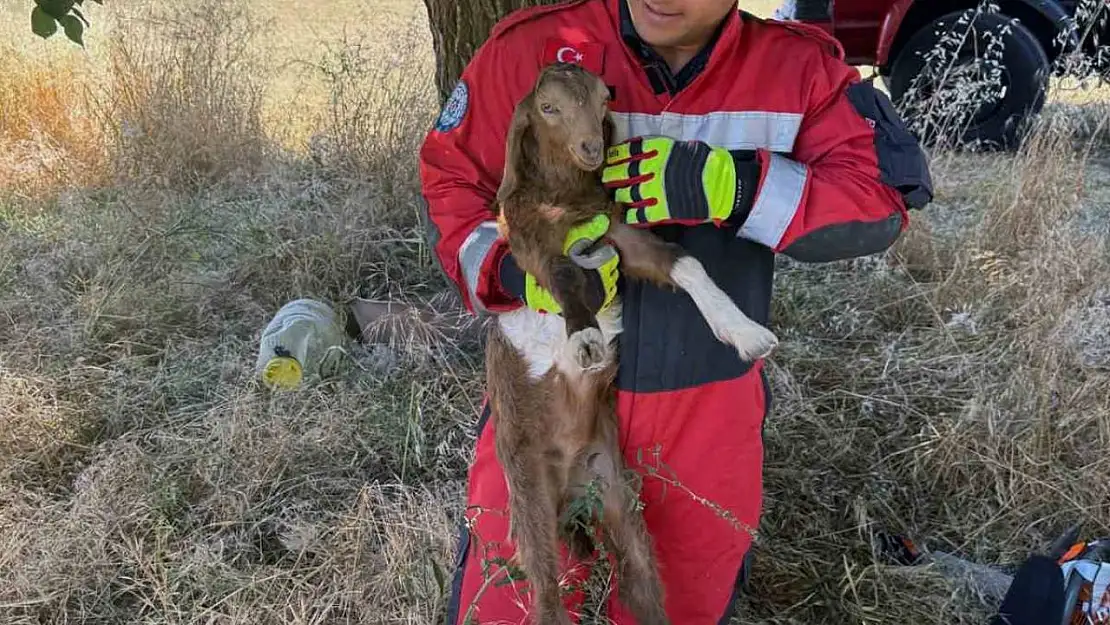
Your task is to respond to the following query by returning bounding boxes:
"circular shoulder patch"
[435,80,469,132]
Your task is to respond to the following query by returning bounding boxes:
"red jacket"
[419,0,927,312]
[418,0,929,394]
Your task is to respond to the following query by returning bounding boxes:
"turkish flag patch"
[543,38,605,75]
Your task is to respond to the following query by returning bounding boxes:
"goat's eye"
[541,103,557,115]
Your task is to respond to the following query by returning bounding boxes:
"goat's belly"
[497,300,623,380]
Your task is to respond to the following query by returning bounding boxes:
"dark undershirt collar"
[618,0,727,95]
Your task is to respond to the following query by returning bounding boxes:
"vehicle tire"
[887,10,1050,151]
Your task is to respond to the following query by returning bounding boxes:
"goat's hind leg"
[487,331,572,625]
[508,460,573,625]
[605,220,778,361]
[582,441,669,625]
[496,435,574,625]
[604,492,669,625]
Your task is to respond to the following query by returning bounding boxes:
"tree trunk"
[421,0,562,103]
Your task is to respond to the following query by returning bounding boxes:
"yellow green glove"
[601,136,746,227]
[499,214,620,315]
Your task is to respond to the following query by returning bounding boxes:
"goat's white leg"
[669,255,778,361]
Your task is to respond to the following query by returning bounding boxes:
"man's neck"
[651,45,703,75]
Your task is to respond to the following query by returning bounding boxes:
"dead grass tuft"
[0,46,107,198]
[0,368,94,495]
[300,14,440,187]
[95,1,273,191]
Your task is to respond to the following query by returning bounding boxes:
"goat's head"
[497,62,613,203]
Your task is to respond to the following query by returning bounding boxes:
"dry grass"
[731,107,1110,623]
[1,0,1109,623]
[0,45,107,198]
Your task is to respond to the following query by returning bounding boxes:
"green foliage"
[29,0,100,46]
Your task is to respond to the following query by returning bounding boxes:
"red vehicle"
[776,0,1109,149]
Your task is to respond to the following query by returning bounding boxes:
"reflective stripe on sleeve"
[458,220,501,314]
[737,153,808,249]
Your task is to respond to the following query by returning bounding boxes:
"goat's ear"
[496,97,532,204]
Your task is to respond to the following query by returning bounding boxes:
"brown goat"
[485,62,778,625]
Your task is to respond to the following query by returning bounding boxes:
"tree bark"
[421,0,563,103]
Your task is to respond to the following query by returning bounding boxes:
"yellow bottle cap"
[262,356,302,389]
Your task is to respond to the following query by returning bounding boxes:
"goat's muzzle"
[571,137,605,170]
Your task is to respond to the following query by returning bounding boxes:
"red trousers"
[446,362,769,624]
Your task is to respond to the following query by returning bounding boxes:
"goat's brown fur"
[485,62,775,624]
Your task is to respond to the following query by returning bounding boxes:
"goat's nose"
[580,139,602,159]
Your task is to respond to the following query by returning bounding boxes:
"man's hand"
[500,214,620,315]
[601,136,756,227]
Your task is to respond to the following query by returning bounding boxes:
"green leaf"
[31,7,58,39]
[60,14,84,46]
[35,0,75,20]
[71,6,89,26]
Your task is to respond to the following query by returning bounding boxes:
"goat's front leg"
[605,220,779,361]
[547,255,610,374]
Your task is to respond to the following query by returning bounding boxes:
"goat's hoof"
[568,327,609,371]
[726,323,778,361]
[709,309,779,361]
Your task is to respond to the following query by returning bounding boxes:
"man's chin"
[629,22,689,49]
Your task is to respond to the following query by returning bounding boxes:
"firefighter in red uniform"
[419,0,933,622]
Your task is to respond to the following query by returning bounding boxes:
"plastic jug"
[255,298,350,389]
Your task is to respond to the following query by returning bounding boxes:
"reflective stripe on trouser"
[458,220,501,314]
[738,153,809,250]
[444,364,769,624]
